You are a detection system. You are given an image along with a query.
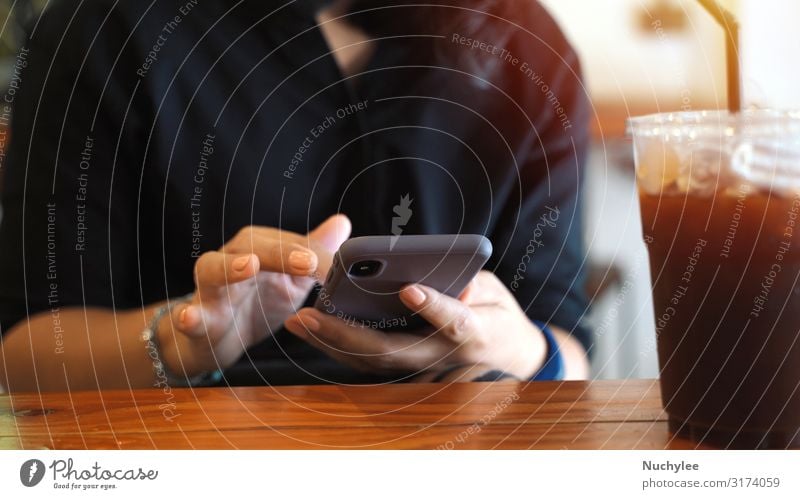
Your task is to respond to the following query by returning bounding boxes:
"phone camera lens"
[348,260,382,277]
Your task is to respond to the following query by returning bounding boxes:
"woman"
[0,0,591,391]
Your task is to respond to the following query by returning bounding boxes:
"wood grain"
[0,379,706,449]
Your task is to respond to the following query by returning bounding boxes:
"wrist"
[529,321,565,381]
[143,298,222,387]
[507,322,548,380]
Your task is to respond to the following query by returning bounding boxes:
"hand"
[162,214,351,376]
[284,270,548,380]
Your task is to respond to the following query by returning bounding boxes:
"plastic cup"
[628,109,800,448]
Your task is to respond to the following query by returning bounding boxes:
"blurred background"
[0,0,797,379]
[540,0,799,378]
[0,0,45,75]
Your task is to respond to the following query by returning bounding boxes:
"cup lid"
[626,109,800,138]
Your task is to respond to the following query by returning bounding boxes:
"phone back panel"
[315,234,492,330]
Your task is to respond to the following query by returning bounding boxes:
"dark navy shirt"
[0,0,591,384]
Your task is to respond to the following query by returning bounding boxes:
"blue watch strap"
[531,321,565,381]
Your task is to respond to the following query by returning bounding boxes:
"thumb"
[399,284,477,344]
[308,214,351,278]
[309,214,351,252]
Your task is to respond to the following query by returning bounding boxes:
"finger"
[287,308,449,372]
[172,292,245,340]
[309,214,351,252]
[241,219,348,254]
[194,251,259,290]
[307,214,351,278]
[170,300,203,338]
[455,271,500,305]
[236,235,319,276]
[399,284,478,344]
[293,309,392,355]
[469,271,509,304]
[458,278,476,302]
[284,313,371,371]
[283,310,319,339]
[232,218,350,278]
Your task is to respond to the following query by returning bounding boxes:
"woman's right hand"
[160,214,351,377]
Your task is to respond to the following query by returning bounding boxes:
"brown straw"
[696,0,741,112]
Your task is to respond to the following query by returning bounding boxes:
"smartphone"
[314,234,492,331]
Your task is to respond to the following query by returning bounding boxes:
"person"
[0,0,591,392]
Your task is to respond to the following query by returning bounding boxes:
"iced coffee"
[629,110,800,448]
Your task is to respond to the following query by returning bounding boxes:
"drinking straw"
[696,0,741,112]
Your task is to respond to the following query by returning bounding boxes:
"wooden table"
[0,379,709,449]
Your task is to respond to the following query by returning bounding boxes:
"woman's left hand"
[284,270,548,379]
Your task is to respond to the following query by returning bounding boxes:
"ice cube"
[635,140,682,195]
[677,144,727,196]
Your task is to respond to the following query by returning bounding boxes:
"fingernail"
[179,306,192,326]
[232,255,251,272]
[289,250,314,270]
[402,285,426,307]
[299,314,320,333]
